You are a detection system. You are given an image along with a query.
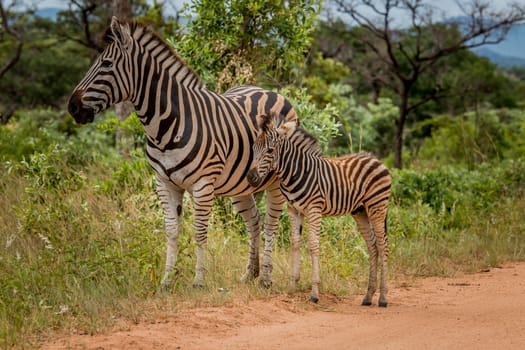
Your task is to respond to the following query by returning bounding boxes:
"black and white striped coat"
[247,113,391,306]
[68,17,297,289]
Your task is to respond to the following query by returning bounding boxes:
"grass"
[1,147,525,348]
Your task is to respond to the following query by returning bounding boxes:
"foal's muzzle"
[247,168,261,187]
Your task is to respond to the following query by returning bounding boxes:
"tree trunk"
[113,0,133,154]
[394,90,409,169]
[113,0,131,21]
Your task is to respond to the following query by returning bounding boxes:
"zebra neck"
[130,31,204,120]
[277,142,320,189]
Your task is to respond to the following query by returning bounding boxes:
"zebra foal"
[67,17,298,290]
[247,112,391,306]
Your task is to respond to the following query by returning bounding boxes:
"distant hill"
[472,47,525,68]
[446,17,525,68]
[36,7,61,21]
[471,23,525,68]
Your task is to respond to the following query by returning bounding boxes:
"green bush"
[415,108,525,167]
[392,159,525,227]
[0,109,114,164]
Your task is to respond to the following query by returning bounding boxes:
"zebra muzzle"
[246,169,261,187]
[68,90,95,124]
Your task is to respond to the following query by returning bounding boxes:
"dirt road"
[43,262,525,349]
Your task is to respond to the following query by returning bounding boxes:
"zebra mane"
[103,20,203,88]
[259,112,322,156]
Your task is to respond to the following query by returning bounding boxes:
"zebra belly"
[147,145,263,197]
[146,146,222,191]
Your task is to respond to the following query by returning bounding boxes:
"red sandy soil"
[42,262,525,350]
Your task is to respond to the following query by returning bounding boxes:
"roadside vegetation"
[1,0,525,348]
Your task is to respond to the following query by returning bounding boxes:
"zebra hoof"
[157,284,170,294]
[192,281,205,289]
[310,295,319,303]
[240,272,254,284]
[158,276,175,293]
[259,278,272,289]
[378,301,388,307]
[361,300,372,306]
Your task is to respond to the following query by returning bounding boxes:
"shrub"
[0,109,114,164]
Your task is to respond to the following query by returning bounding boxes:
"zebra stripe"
[68,17,297,289]
[247,112,391,306]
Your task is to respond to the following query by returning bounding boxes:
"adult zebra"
[247,112,391,306]
[67,17,297,289]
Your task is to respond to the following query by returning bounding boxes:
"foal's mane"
[259,112,322,156]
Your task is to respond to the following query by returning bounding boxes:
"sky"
[26,1,525,63]
[32,0,525,16]
[34,0,525,11]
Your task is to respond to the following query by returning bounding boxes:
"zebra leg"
[288,205,303,292]
[260,182,286,288]
[307,211,322,303]
[191,182,215,288]
[157,176,185,290]
[352,208,379,306]
[370,210,389,307]
[233,195,262,283]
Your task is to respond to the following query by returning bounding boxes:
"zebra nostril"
[68,90,84,116]
[68,100,79,115]
[67,90,95,124]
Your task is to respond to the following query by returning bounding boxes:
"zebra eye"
[101,59,113,68]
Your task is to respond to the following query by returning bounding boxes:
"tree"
[175,0,320,92]
[329,0,525,168]
[0,0,25,81]
[112,0,133,124]
[54,0,149,54]
[111,0,134,155]
[55,0,113,53]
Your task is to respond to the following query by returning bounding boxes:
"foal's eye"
[101,59,113,68]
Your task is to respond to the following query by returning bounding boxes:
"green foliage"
[172,0,320,91]
[97,111,146,149]
[392,159,525,228]
[301,54,399,157]
[278,86,341,153]
[0,32,91,117]
[415,108,525,167]
[0,109,113,163]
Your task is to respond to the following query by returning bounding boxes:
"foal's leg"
[288,205,304,291]
[306,210,322,303]
[352,207,379,306]
[260,181,286,288]
[369,209,389,307]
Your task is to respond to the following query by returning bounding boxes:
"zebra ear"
[276,121,296,138]
[110,16,132,49]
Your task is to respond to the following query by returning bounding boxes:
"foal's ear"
[257,112,278,134]
[276,121,296,138]
[110,16,132,49]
